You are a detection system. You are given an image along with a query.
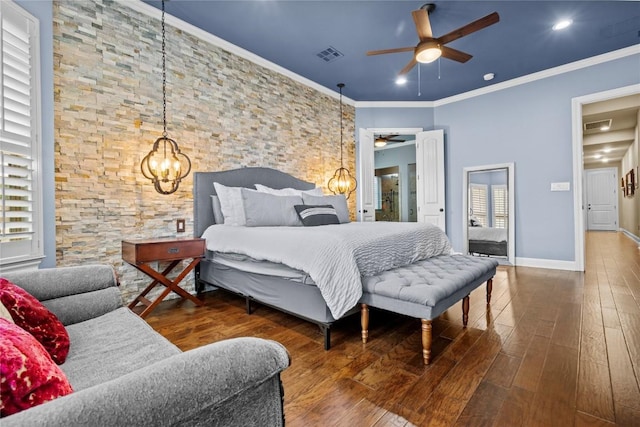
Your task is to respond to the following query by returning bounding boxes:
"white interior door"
[358,128,375,221]
[586,168,618,231]
[416,130,446,231]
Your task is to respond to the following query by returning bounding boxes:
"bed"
[468,226,508,257]
[193,167,452,349]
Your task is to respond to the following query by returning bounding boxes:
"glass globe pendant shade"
[141,135,191,195]
[328,82,357,199]
[141,0,191,195]
[328,166,357,199]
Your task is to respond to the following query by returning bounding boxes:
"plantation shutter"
[0,1,41,270]
[469,184,488,226]
[492,185,508,229]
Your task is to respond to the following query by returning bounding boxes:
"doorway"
[359,128,446,230]
[572,84,640,271]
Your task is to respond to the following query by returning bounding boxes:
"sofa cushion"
[0,278,70,364]
[0,319,73,417]
[61,307,181,391]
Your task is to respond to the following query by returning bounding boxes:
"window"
[492,185,508,229]
[0,1,42,272]
[469,183,488,226]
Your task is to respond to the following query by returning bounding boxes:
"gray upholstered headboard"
[193,167,315,237]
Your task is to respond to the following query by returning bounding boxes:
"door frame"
[571,84,640,271]
[585,167,618,231]
[358,128,423,221]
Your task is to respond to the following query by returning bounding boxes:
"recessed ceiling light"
[594,154,602,159]
[483,73,495,81]
[602,158,608,163]
[395,76,407,85]
[603,148,611,153]
[553,19,573,31]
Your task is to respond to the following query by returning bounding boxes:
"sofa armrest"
[2,337,291,427]
[2,265,122,325]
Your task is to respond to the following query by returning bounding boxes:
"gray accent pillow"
[301,194,350,223]
[210,195,225,224]
[241,188,303,227]
[294,205,340,226]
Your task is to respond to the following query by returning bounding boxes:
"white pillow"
[255,183,323,197]
[213,182,245,226]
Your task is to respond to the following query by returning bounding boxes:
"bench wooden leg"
[421,319,432,365]
[361,303,369,344]
[462,295,470,327]
[487,278,493,304]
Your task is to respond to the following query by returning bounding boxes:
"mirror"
[462,163,515,265]
[373,134,417,222]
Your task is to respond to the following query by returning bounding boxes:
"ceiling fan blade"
[411,9,433,41]
[399,57,417,76]
[366,46,415,56]
[437,12,500,45]
[440,46,473,63]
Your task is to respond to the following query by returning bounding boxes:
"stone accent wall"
[53,1,356,303]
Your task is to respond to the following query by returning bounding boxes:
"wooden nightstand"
[122,237,206,318]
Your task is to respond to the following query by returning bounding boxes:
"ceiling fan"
[367,3,500,77]
[374,134,407,147]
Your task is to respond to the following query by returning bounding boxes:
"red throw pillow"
[0,278,70,364]
[0,318,73,417]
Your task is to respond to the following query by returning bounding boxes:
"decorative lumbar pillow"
[0,278,70,365]
[210,195,225,224]
[294,205,340,226]
[213,182,246,226]
[0,318,73,417]
[301,194,350,223]
[255,184,323,197]
[241,188,303,227]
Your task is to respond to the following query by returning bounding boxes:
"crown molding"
[118,0,356,106]
[432,44,640,107]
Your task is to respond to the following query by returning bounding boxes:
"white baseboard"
[620,228,640,245]
[515,257,580,271]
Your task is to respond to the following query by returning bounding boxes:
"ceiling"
[143,1,640,102]
[583,94,639,167]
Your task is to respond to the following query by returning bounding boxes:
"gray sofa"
[2,264,290,426]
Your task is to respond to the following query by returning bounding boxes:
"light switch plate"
[176,219,185,233]
[550,182,570,191]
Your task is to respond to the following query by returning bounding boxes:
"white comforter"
[201,222,452,318]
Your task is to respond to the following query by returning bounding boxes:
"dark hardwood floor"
[144,231,640,426]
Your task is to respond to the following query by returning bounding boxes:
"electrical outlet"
[176,219,185,233]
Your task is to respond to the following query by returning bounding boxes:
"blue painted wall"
[357,53,640,263]
[16,1,55,268]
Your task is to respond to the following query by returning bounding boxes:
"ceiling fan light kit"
[415,41,441,63]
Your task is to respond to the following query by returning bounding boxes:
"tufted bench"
[359,254,499,364]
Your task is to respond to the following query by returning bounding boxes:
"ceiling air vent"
[316,46,344,63]
[584,119,612,131]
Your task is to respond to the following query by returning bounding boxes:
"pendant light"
[328,83,357,199]
[141,0,191,195]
